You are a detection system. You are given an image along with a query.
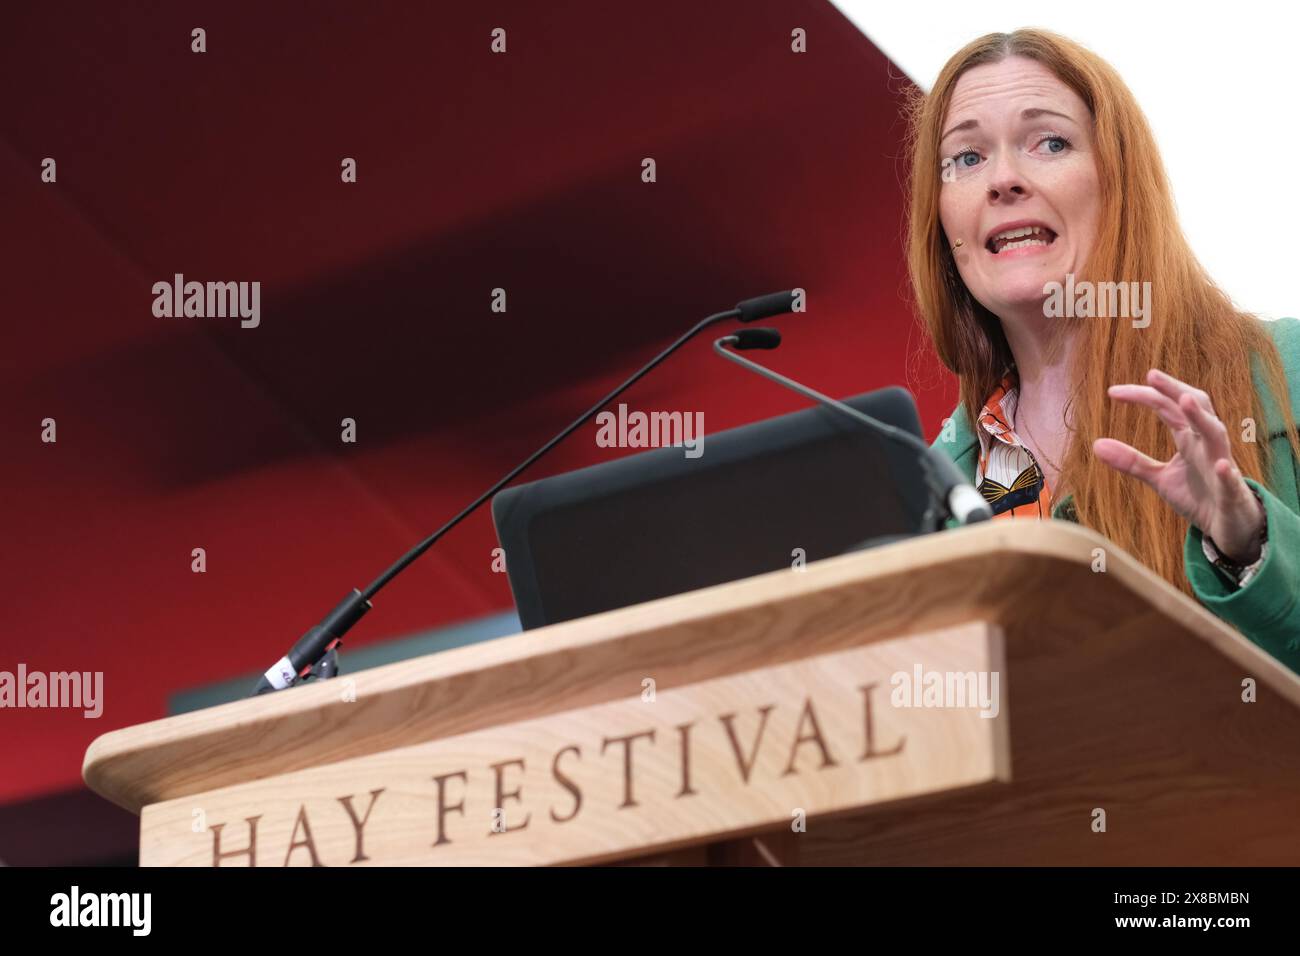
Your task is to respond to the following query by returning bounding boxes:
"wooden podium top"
[84,521,1300,866]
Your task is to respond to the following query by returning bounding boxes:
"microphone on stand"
[713,328,992,531]
[251,291,803,696]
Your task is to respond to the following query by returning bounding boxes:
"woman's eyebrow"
[1020,107,1077,125]
[940,118,979,144]
[940,107,1079,144]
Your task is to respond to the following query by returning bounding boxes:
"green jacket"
[930,317,1300,672]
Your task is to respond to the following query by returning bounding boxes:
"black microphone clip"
[252,589,370,695]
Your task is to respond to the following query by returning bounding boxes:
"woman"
[908,29,1300,670]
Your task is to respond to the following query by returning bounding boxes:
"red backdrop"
[0,0,955,839]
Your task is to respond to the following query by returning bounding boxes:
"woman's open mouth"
[986,225,1057,255]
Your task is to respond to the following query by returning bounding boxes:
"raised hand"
[1093,369,1265,563]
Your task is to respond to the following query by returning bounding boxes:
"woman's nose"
[985,153,1031,201]
[988,180,1028,201]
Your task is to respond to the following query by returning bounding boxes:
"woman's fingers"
[1111,376,1232,465]
[1104,374,1246,536]
[1180,392,1232,460]
[1146,368,1215,416]
[1211,457,1265,559]
[1214,457,1261,521]
[1213,457,1240,512]
[1093,437,1165,486]
[1107,384,1188,431]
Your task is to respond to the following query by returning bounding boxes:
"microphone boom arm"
[252,292,801,696]
[713,334,991,531]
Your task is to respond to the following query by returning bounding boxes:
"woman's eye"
[1038,135,1071,154]
[953,149,982,169]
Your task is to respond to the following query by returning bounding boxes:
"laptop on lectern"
[491,386,932,630]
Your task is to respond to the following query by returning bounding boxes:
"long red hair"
[905,29,1299,592]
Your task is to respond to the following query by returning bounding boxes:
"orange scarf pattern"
[975,369,1054,518]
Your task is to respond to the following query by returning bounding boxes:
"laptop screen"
[492,387,931,629]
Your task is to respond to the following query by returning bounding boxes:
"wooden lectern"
[84,522,1300,866]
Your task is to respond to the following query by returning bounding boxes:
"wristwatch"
[1201,486,1269,588]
